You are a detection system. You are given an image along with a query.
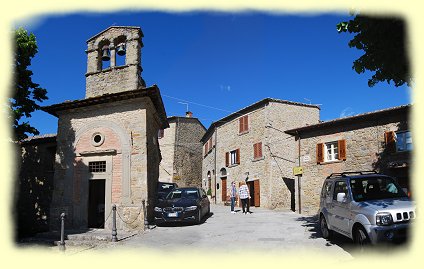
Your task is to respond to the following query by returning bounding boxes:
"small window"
[325,141,339,162]
[396,131,412,152]
[239,115,249,134]
[253,142,263,159]
[333,181,347,200]
[321,181,332,198]
[91,132,105,147]
[230,149,239,165]
[158,129,164,139]
[89,161,106,173]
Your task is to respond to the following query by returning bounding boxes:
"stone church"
[41,26,168,232]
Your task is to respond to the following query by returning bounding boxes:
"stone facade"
[159,114,206,188]
[285,105,411,216]
[41,26,168,232]
[202,98,320,210]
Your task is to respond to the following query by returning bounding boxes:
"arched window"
[220,168,227,178]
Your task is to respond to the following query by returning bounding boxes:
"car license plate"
[168,212,178,217]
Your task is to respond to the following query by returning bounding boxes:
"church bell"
[101,45,110,61]
[116,43,126,56]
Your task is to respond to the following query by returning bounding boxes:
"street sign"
[293,166,303,176]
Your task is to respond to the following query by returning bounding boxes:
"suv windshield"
[349,176,408,202]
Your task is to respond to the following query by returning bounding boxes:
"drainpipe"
[296,131,302,214]
[214,126,218,204]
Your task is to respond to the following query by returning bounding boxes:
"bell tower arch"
[85,26,146,98]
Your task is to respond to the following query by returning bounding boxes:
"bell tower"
[85,26,146,98]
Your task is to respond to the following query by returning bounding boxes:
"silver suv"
[319,171,415,246]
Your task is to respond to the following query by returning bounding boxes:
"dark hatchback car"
[154,187,210,225]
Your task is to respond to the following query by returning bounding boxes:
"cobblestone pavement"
[89,204,355,260]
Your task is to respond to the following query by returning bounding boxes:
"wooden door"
[254,180,260,207]
[221,178,227,202]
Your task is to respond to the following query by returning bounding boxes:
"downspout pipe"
[296,131,302,214]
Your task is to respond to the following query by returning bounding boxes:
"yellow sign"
[293,166,303,176]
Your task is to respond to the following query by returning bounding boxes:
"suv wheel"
[354,226,370,247]
[320,215,332,239]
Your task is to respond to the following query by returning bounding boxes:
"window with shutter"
[385,131,396,153]
[253,142,263,159]
[395,131,412,152]
[316,143,324,163]
[236,148,240,164]
[225,152,229,167]
[338,139,346,160]
[239,115,249,134]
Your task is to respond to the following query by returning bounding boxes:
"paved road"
[94,204,355,260]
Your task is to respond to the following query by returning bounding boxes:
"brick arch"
[74,120,131,203]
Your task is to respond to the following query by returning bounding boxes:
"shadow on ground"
[155,212,214,227]
[295,215,411,257]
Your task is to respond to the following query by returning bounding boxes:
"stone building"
[41,26,168,232]
[201,98,320,210]
[158,111,206,187]
[15,134,56,238]
[285,105,412,215]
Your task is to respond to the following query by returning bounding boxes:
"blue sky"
[16,11,411,135]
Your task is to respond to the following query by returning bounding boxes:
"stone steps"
[19,229,138,248]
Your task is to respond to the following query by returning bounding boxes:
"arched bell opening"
[114,36,127,67]
[98,40,111,70]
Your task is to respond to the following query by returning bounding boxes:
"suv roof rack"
[326,171,378,179]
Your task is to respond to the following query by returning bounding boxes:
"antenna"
[178,102,189,112]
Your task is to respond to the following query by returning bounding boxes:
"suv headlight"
[376,212,393,226]
[154,207,163,212]
[185,206,198,211]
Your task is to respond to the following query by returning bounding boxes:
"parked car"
[319,171,415,246]
[154,187,210,225]
[157,182,178,201]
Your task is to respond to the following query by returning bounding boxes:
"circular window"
[91,132,105,147]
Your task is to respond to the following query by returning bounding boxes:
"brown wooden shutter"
[338,139,346,160]
[254,180,260,207]
[244,115,249,132]
[258,142,262,158]
[236,148,240,164]
[239,117,243,133]
[225,152,229,167]
[208,138,212,151]
[253,143,258,159]
[385,131,396,153]
[221,178,227,202]
[316,143,324,163]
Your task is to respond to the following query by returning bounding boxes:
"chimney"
[186,111,193,118]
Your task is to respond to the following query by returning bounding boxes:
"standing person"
[229,181,237,213]
[239,181,251,214]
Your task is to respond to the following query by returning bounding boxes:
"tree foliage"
[11,28,48,141]
[337,15,411,87]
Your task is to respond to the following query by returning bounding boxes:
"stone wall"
[173,118,206,187]
[158,122,176,182]
[297,113,410,216]
[264,102,320,210]
[16,137,56,239]
[202,131,217,197]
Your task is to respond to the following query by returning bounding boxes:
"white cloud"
[219,84,231,91]
[340,107,355,118]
